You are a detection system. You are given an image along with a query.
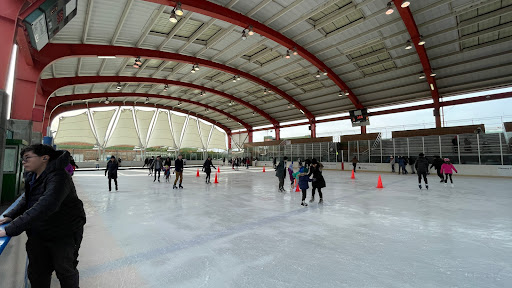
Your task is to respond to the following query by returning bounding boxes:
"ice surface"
[65,168,512,287]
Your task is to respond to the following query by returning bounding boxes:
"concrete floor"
[64,167,511,287]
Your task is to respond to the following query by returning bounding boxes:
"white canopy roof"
[54,112,97,145]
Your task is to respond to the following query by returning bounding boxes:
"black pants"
[312,187,323,199]
[391,164,395,172]
[205,171,211,183]
[444,174,453,183]
[352,163,356,172]
[418,172,428,184]
[436,169,443,180]
[301,189,307,201]
[278,176,285,189]
[26,227,83,288]
[154,169,161,181]
[108,176,118,190]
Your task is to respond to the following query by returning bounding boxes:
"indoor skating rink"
[70,167,512,287]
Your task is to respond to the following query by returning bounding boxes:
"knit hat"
[444,158,450,162]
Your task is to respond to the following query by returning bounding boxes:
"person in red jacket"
[440,158,458,187]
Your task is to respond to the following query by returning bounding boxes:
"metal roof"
[36,0,512,132]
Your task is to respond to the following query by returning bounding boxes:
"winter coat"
[65,164,74,175]
[308,164,326,188]
[441,163,458,174]
[288,164,294,182]
[275,160,286,178]
[3,151,86,239]
[151,158,163,170]
[203,159,215,173]
[293,167,310,190]
[175,159,184,172]
[390,157,395,165]
[430,158,444,170]
[414,157,429,173]
[105,160,119,179]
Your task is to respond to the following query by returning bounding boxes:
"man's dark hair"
[20,144,57,160]
[419,153,424,157]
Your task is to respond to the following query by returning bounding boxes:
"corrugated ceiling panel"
[87,0,129,44]
[115,1,161,46]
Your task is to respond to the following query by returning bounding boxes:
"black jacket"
[202,159,215,173]
[430,158,444,170]
[308,164,326,188]
[175,159,184,172]
[275,160,286,178]
[3,151,86,239]
[415,156,429,173]
[105,160,119,178]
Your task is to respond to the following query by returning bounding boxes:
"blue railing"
[0,195,24,255]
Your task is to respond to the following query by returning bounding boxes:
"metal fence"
[245,142,339,162]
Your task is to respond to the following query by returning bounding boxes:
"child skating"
[288,162,294,189]
[441,158,458,187]
[164,165,170,182]
[293,166,310,207]
[414,153,429,190]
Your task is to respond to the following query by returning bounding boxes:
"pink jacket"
[441,163,457,174]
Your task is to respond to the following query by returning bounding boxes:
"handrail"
[0,195,24,256]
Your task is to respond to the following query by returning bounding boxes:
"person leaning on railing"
[0,144,86,288]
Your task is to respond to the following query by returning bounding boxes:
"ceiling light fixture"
[405,40,413,50]
[419,73,426,79]
[242,30,247,40]
[299,109,305,114]
[285,50,291,59]
[232,76,237,82]
[316,71,321,78]
[345,90,350,96]
[135,57,142,65]
[323,70,328,76]
[194,64,200,71]
[105,97,110,104]
[401,0,411,8]
[252,111,255,115]
[144,97,149,104]
[163,84,169,91]
[247,26,254,36]
[287,104,291,109]
[175,2,184,16]
[292,47,298,55]
[430,70,436,77]
[385,2,394,15]
[430,83,435,90]
[418,36,426,46]
[97,56,116,59]
[236,75,241,81]
[177,102,182,106]
[191,68,196,73]
[116,83,122,90]
[264,89,267,95]
[338,91,343,97]
[169,10,178,23]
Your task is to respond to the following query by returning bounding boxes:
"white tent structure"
[53,107,228,151]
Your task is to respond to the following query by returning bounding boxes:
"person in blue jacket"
[293,166,311,207]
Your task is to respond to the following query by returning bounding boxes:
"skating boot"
[173,185,177,189]
[419,185,422,189]
[439,179,444,183]
[301,201,308,207]
[426,185,429,190]
[318,198,323,204]
[309,196,315,203]
[116,186,118,191]
[179,184,184,189]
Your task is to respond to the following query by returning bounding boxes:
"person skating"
[408,156,416,174]
[148,156,154,176]
[398,156,408,174]
[174,155,184,189]
[0,144,86,288]
[441,158,458,187]
[275,157,288,192]
[164,165,171,182]
[415,153,429,189]
[202,156,216,184]
[105,155,119,191]
[351,156,358,173]
[308,159,325,204]
[151,155,163,182]
[293,166,311,206]
[430,156,444,182]
[288,162,295,188]
[390,155,395,172]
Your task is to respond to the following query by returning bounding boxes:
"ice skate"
[301,201,308,207]
[318,199,323,204]
[115,186,118,191]
[426,185,429,190]
[179,184,183,189]
[309,197,315,203]
[173,185,177,189]
[419,185,422,189]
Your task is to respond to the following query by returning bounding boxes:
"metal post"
[368,140,371,163]
[380,137,383,163]
[439,136,442,158]
[422,137,425,154]
[327,142,330,162]
[311,143,313,159]
[319,142,322,162]
[348,141,350,161]
[393,139,395,157]
[477,133,481,165]
[457,135,461,164]
[357,141,359,159]
[407,138,410,157]
[499,132,504,165]
[291,143,293,162]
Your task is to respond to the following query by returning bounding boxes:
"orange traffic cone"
[263,165,266,172]
[351,169,355,179]
[217,166,220,173]
[295,182,300,192]
[196,169,200,177]
[377,175,384,188]
[214,173,219,184]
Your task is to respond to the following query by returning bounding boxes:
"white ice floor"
[65,167,511,287]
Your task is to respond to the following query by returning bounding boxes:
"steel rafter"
[142,0,363,110]
[393,0,441,127]
[47,103,232,137]
[40,75,277,126]
[33,43,306,123]
[45,92,252,131]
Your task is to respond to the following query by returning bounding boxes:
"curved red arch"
[144,0,363,110]
[47,103,232,137]
[34,43,314,121]
[41,76,276,127]
[46,92,251,131]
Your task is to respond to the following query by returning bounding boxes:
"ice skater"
[441,158,458,187]
[294,166,312,206]
[202,156,216,184]
[105,155,119,191]
[288,162,294,188]
[430,156,444,182]
[148,156,154,176]
[173,155,184,189]
[275,156,288,192]
[308,159,325,204]
[164,165,170,182]
[151,155,163,182]
[415,153,429,190]
[351,156,358,173]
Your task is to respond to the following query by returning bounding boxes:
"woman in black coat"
[308,158,326,204]
[105,155,119,191]
[202,156,216,184]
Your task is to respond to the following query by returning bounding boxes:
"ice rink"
[68,167,512,287]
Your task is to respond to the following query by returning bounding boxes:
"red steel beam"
[41,76,277,126]
[232,91,512,134]
[33,43,313,122]
[144,0,364,110]
[46,93,252,131]
[393,0,441,127]
[48,102,231,136]
[0,0,26,89]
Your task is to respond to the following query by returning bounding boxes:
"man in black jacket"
[173,154,184,189]
[0,144,86,288]
[105,155,119,191]
[415,153,429,189]
[430,155,444,182]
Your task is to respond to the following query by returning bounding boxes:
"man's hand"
[0,229,7,237]
[0,217,12,225]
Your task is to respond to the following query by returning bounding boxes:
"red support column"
[275,127,280,141]
[248,129,253,143]
[0,0,25,90]
[227,133,232,150]
[310,122,316,138]
[361,126,367,134]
